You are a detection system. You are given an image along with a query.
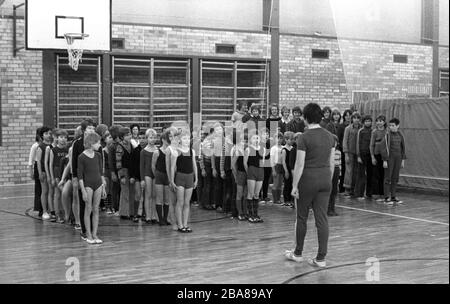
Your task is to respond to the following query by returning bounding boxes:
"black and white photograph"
[0,0,448,288]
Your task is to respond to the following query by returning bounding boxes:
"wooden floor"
[0,184,448,284]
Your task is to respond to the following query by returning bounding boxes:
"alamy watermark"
[65,257,80,282]
[365,257,380,282]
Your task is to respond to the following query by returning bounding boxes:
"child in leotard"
[78,132,106,244]
[152,129,172,226]
[170,130,198,232]
[140,128,158,224]
[231,132,248,221]
[244,131,265,223]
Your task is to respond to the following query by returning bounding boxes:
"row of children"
[317,108,407,205]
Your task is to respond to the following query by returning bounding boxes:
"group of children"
[29,102,407,244]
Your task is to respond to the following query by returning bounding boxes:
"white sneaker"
[86,238,96,244]
[94,238,103,244]
[308,258,326,268]
[42,212,51,220]
[284,250,304,263]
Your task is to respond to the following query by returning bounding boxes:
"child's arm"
[49,148,55,184]
[356,129,362,163]
[369,130,376,165]
[44,146,51,182]
[77,157,87,201]
[192,150,198,189]
[169,150,177,189]
[230,147,238,179]
[342,126,349,154]
[211,153,217,177]
[36,147,44,178]
[243,148,249,173]
[165,148,172,183]
[115,144,126,183]
[220,144,226,179]
[59,162,70,188]
[270,147,277,177]
[281,149,289,179]
[28,144,37,179]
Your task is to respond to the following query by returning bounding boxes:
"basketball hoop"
[64,33,89,71]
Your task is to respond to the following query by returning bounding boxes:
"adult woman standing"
[285,103,335,268]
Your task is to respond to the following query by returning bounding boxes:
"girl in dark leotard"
[231,132,248,221]
[170,130,198,233]
[244,132,265,223]
[152,129,172,226]
[140,128,158,224]
[78,132,106,245]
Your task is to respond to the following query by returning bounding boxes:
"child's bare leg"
[62,180,72,222]
[47,180,54,213]
[183,188,193,228]
[84,188,94,240]
[91,187,102,239]
[40,177,48,214]
[176,187,184,229]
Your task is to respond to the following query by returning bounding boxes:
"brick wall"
[0,18,42,185]
[279,35,433,111]
[112,23,271,59]
[439,46,449,68]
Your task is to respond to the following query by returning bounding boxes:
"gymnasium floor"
[0,184,448,284]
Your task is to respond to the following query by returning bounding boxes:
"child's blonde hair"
[145,128,157,139]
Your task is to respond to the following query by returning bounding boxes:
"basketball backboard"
[25,0,111,51]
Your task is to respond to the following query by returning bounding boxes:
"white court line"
[0,196,34,200]
[336,204,449,226]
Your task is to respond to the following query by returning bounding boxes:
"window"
[312,49,329,59]
[215,44,236,54]
[111,38,125,49]
[352,91,380,108]
[393,54,408,63]
[439,69,449,97]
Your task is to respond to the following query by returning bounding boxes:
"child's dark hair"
[238,100,248,111]
[80,118,96,132]
[362,115,373,123]
[109,125,121,140]
[351,112,362,122]
[303,103,323,124]
[39,126,52,139]
[130,124,141,133]
[35,127,42,142]
[250,103,261,114]
[389,118,400,125]
[292,106,302,115]
[331,109,341,123]
[322,106,332,116]
[342,109,353,119]
[119,127,131,139]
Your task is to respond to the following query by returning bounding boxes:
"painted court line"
[336,204,449,226]
[0,196,34,200]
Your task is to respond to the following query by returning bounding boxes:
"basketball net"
[64,33,89,71]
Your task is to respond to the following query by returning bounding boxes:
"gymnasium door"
[112,57,191,132]
[55,55,102,137]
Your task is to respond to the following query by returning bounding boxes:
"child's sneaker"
[391,197,404,205]
[57,217,65,224]
[106,208,114,215]
[284,250,304,263]
[384,197,393,205]
[42,212,51,220]
[74,224,81,230]
[308,258,326,268]
[356,196,365,201]
[50,214,57,222]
